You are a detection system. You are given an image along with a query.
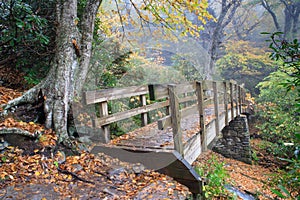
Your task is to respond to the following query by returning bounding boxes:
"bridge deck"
[91,105,233,164]
[110,114,200,150]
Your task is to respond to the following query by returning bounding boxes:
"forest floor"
[0,84,286,199]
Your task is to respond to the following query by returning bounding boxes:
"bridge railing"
[84,80,247,155]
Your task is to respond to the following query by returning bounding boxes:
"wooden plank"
[183,133,201,164]
[99,101,110,143]
[223,82,229,126]
[148,84,168,100]
[85,85,148,105]
[168,84,183,155]
[206,120,217,145]
[178,95,197,104]
[230,82,234,121]
[238,86,242,114]
[157,115,171,130]
[196,81,207,152]
[180,104,198,118]
[213,82,220,136]
[140,94,147,126]
[158,104,198,130]
[174,82,196,95]
[96,101,169,126]
[235,84,239,116]
[91,145,176,170]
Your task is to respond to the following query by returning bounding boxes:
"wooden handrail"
[84,80,247,152]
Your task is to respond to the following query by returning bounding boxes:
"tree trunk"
[3,0,102,144]
[205,0,241,80]
[261,0,281,32]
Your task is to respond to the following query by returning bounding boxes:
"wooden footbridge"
[83,80,248,194]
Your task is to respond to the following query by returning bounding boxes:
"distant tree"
[259,0,300,39]
[202,0,243,79]
[216,40,275,95]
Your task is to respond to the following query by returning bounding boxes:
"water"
[224,185,256,200]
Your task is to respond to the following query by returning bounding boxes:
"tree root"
[2,84,42,111]
[0,127,40,138]
[57,167,94,184]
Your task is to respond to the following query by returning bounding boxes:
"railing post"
[238,86,242,114]
[140,94,148,126]
[230,82,234,120]
[242,89,246,113]
[223,81,229,126]
[99,101,110,143]
[168,84,183,155]
[196,81,207,151]
[235,84,239,116]
[213,82,220,136]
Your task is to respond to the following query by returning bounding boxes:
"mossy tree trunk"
[4,0,102,144]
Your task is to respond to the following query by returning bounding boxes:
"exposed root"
[1,83,43,113]
[0,127,41,138]
[57,167,94,184]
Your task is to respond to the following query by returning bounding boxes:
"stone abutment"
[212,115,252,164]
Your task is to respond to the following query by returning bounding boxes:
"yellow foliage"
[97,0,214,39]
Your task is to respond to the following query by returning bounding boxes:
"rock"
[132,163,145,174]
[108,166,125,177]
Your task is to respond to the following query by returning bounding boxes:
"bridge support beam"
[212,115,252,164]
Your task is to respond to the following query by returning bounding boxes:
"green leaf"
[278,185,291,197]
[271,188,287,198]
[54,161,59,168]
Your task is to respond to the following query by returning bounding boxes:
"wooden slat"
[158,115,171,130]
[96,101,169,126]
[180,104,198,118]
[85,85,148,105]
[213,82,220,136]
[230,82,234,121]
[196,81,207,152]
[238,86,242,114]
[223,82,229,126]
[174,82,196,95]
[235,84,239,116]
[168,84,183,155]
[183,133,201,164]
[178,95,197,104]
[140,94,148,126]
[148,84,168,100]
[99,101,110,143]
[158,104,199,130]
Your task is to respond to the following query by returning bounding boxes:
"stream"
[224,185,256,200]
